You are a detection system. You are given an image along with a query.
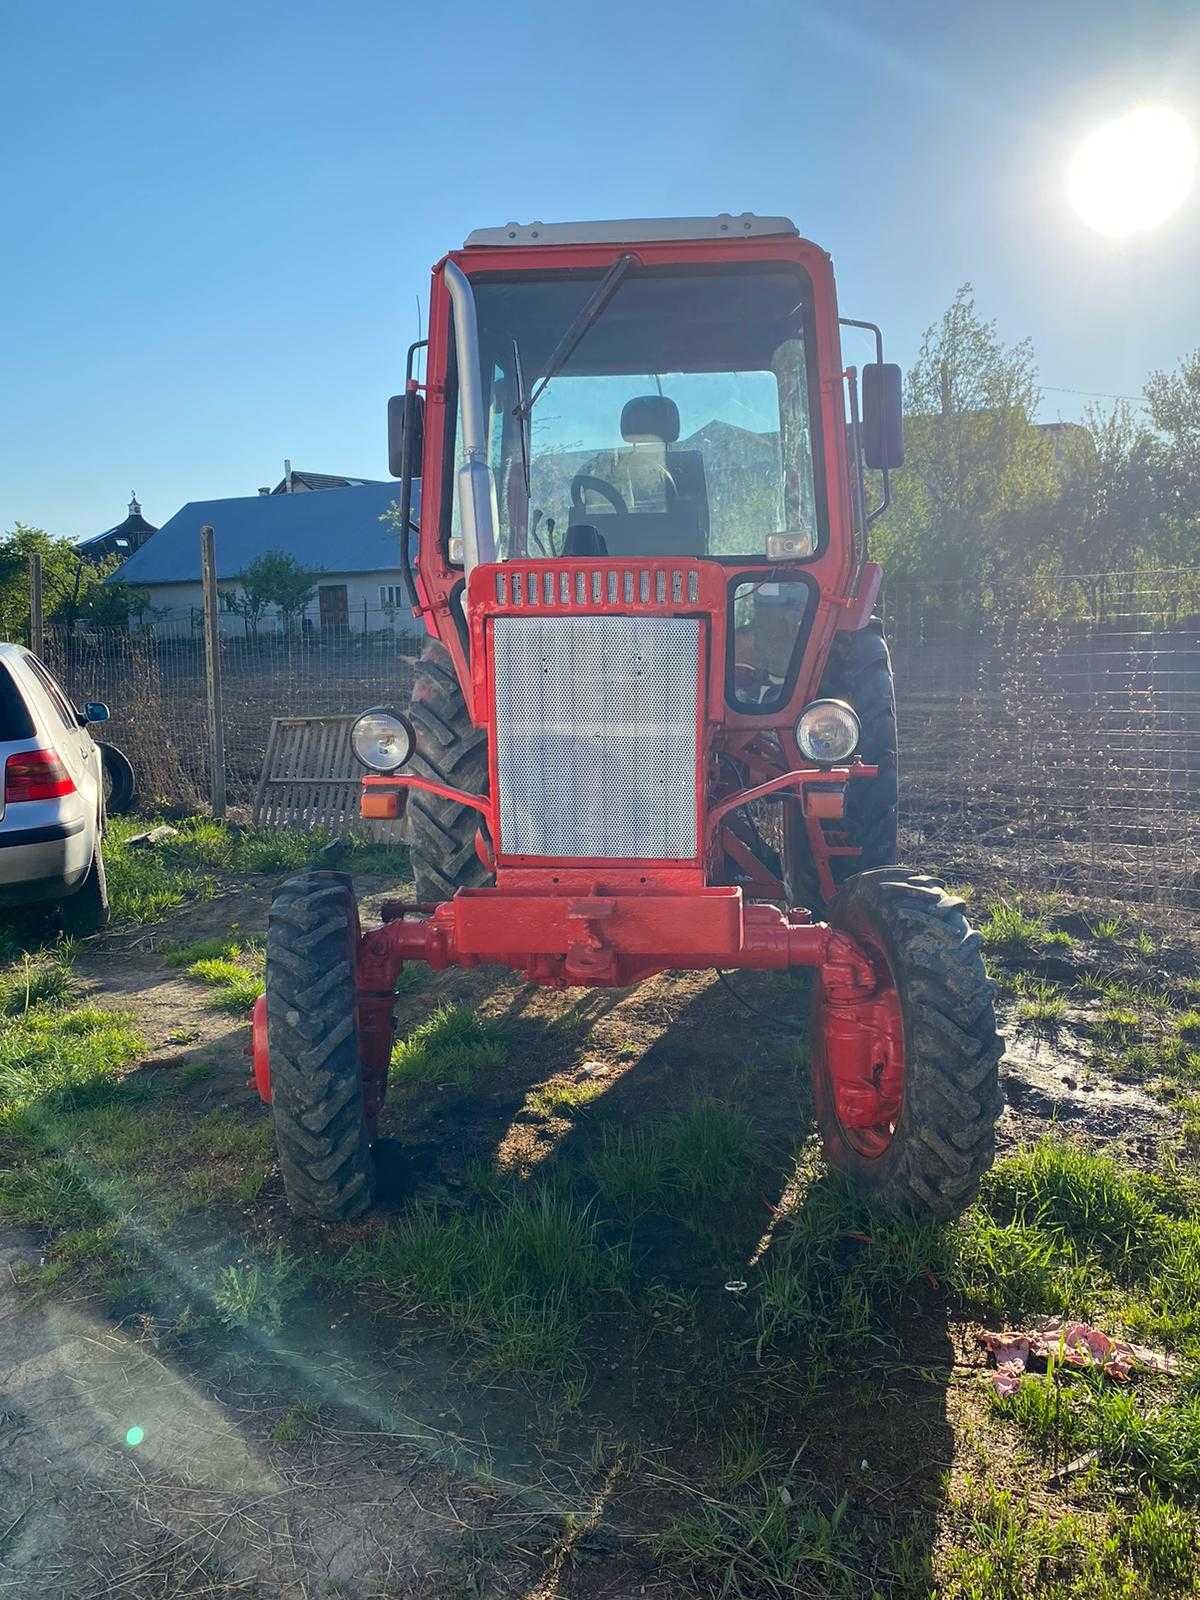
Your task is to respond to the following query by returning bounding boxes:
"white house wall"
[131,572,419,639]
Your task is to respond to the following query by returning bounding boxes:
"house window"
[379,585,406,607]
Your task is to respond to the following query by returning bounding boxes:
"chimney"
[284,458,293,493]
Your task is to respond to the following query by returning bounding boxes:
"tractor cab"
[253,217,1002,1231]
[447,239,821,568]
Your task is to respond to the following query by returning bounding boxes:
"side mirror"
[862,363,904,470]
[82,701,110,725]
[388,389,424,479]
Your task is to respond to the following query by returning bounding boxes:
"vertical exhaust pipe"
[442,259,498,576]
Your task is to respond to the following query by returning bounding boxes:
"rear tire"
[811,869,1003,1221]
[787,620,898,913]
[266,871,374,1221]
[406,639,491,902]
[60,845,110,936]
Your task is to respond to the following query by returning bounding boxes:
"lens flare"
[1068,107,1197,239]
[125,1424,145,1447]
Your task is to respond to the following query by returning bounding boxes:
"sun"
[1068,106,1197,239]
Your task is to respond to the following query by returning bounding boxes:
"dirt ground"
[1,865,1195,1597]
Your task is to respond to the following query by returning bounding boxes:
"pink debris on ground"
[978,1317,1180,1394]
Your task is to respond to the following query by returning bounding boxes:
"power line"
[1041,384,1146,403]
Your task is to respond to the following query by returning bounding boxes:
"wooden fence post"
[200,524,227,819]
[29,551,44,658]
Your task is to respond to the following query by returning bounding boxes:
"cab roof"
[463,214,798,248]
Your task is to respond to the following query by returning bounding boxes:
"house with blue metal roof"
[112,478,417,637]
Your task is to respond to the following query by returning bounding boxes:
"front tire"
[266,871,374,1220]
[406,640,491,902]
[811,869,1003,1221]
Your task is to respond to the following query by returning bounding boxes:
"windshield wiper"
[511,253,636,493]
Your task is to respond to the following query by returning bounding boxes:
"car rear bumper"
[0,813,91,904]
[0,817,86,849]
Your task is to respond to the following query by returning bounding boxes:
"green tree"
[232,550,317,636]
[1053,403,1161,574]
[1143,347,1200,566]
[76,580,152,629]
[875,286,1059,596]
[0,524,119,641]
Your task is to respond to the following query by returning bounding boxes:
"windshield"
[448,263,823,562]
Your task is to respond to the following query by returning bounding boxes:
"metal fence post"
[200,524,227,819]
[29,551,44,657]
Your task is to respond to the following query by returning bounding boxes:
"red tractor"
[254,215,1003,1224]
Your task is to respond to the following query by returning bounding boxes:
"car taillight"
[4,749,76,802]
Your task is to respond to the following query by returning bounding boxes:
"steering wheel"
[570,473,628,517]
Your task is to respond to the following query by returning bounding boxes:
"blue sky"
[3,0,1197,539]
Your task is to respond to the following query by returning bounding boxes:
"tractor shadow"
[378,963,956,1590]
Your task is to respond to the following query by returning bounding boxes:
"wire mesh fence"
[881,569,1199,911]
[43,610,423,812]
[40,573,1200,911]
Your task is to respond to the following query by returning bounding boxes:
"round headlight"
[351,709,414,773]
[796,699,860,764]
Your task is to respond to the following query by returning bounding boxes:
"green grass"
[187,1108,273,1161]
[0,1004,145,1131]
[755,1166,942,1362]
[186,955,265,1013]
[663,1098,759,1199]
[0,997,150,1235]
[526,1077,608,1117]
[145,818,409,878]
[1177,1010,1200,1044]
[1001,1370,1200,1499]
[1097,1006,1141,1042]
[334,1186,629,1374]
[104,817,219,926]
[164,935,263,968]
[1090,916,1123,941]
[170,938,267,1014]
[589,1126,674,1217]
[978,899,1073,955]
[979,1139,1167,1270]
[1123,1495,1199,1595]
[391,1005,508,1087]
[0,951,76,1015]
[935,1478,1196,1600]
[105,818,408,929]
[652,1480,860,1598]
[587,1100,760,1220]
[1014,978,1067,1029]
[271,1402,318,1445]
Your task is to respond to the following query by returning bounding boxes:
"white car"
[0,642,111,933]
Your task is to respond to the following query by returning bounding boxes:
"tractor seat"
[561,523,609,557]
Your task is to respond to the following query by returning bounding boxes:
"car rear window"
[0,662,36,740]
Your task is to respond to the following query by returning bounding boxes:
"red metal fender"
[251,993,271,1104]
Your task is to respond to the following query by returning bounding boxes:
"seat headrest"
[620,395,680,445]
[562,523,609,557]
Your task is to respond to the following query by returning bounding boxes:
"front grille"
[494,564,701,610]
[492,614,700,859]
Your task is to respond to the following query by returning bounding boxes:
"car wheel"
[60,845,111,936]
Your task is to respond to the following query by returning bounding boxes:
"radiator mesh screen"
[493,614,699,859]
